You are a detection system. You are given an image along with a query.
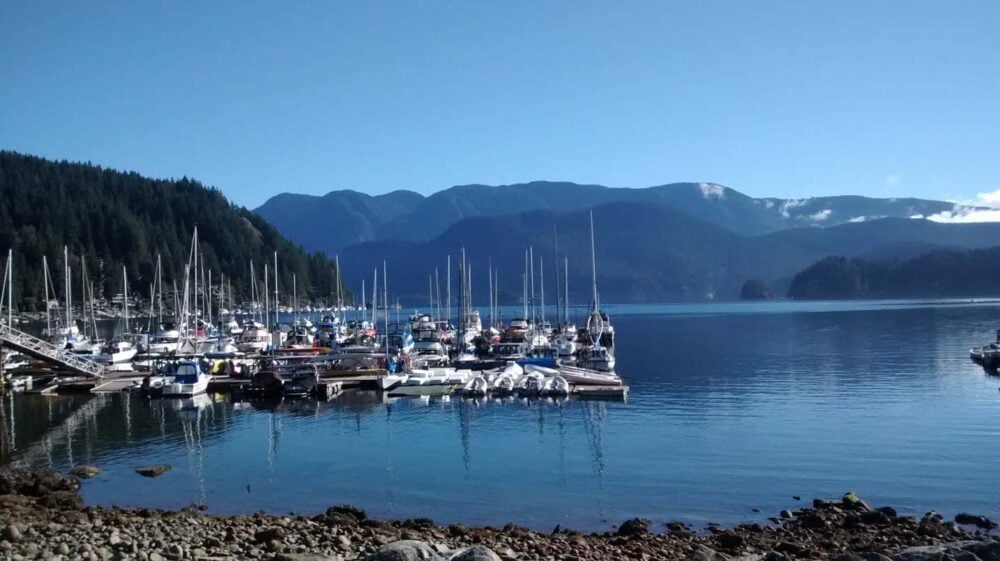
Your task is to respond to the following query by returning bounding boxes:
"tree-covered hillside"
[787,248,1000,299]
[0,151,344,310]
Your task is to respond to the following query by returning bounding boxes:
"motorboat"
[490,362,523,394]
[575,346,616,372]
[463,375,489,396]
[542,375,570,396]
[149,360,211,397]
[516,371,546,396]
[237,321,271,353]
[96,340,138,364]
[147,323,181,355]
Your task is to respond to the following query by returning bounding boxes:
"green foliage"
[0,151,346,310]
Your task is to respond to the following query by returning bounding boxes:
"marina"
[0,214,630,404]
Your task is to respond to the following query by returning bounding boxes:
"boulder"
[834,554,892,561]
[687,545,732,560]
[134,465,171,478]
[893,541,999,561]
[616,518,651,536]
[955,514,999,530]
[449,546,501,561]
[363,540,443,561]
[70,466,101,479]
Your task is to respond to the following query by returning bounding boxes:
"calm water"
[3,299,1000,531]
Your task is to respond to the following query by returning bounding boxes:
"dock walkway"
[0,324,106,379]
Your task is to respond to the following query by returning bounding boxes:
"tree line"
[0,151,348,311]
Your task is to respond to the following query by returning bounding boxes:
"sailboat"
[97,267,138,365]
[574,211,620,376]
[51,247,91,352]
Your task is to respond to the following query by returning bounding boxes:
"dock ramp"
[0,324,106,379]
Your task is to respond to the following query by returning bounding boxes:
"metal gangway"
[0,324,106,379]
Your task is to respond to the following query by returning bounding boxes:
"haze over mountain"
[257,182,966,255]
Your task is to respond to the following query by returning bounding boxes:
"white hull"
[97,348,138,364]
[559,365,622,386]
[162,375,210,397]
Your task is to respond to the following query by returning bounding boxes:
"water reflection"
[3,301,1000,530]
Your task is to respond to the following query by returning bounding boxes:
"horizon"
[3,2,999,212]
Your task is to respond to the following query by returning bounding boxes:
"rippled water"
[3,299,1000,531]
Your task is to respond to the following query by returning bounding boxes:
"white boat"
[96,340,138,364]
[147,324,181,355]
[390,367,455,396]
[575,345,616,372]
[559,364,622,386]
[554,326,578,358]
[236,321,271,353]
[542,375,570,396]
[5,374,33,391]
[160,361,210,397]
[516,371,546,395]
[463,375,489,396]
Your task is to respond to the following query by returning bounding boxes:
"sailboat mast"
[529,246,535,326]
[157,254,163,323]
[264,263,269,326]
[435,268,441,321]
[6,249,11,329]
[64,246,70,329]
[590,210,599,310]
[446,255,451,326]
[383,261,389,361]
[540,256,545,324]
[273,251,279,327]
[372,268,378,325]
[488,260,493,329]
[564,257,569,325]
[523,250,528,319]
[335,255,342,311]
[43,256,51,335]
[123,266,129,334]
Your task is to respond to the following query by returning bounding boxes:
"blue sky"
[2,1,998,209]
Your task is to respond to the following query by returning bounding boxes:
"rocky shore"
[0,469,998,561]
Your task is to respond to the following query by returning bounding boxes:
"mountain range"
[256,182,966,255]
[257,182,1000,303]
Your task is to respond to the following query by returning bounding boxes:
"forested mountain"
[788,248,1000,300]
[0,152,343,310]
[336,203,1000,304]
[256,181,963,254]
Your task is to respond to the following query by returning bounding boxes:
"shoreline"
[1,469,998,560]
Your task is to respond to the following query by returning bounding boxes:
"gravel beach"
[0,468,997,560]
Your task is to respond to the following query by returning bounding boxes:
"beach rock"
[892,541,1000,561]
[449,545,501,561]
[835,553,892,561]
[70,466,101,479]
[363,540,442,561]
[715,531,745,549]
[687,545,731,560]
[843,492,872,512]
[327,505,367,522]
[616,518,651,536]
[274,554,341,561]
[134,465,171,478]
[955,514,998,530]
[3,525,22,542]
[254,527,286,543]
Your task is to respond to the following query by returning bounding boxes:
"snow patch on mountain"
[698,182,725,199]
[809,209,833,222]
